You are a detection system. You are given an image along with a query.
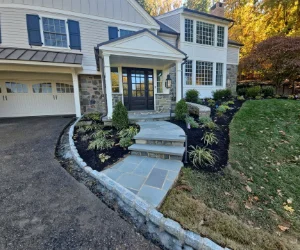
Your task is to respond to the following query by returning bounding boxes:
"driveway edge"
[69,117,229,250]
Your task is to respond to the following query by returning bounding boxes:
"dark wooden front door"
[122,68,154,111]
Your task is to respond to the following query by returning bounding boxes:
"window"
[216,63,223,86]
[42,17,68,48]
[185,60,193,85]
[217,26,225,47]
[157,70,163,93]
[120,29,135,37]
[122,69,128,96]
[6,82,28,93]
[185,19,194,42]
[111,67,120,93]
[131,70,145,97]
[196,61,213,86]
[196,21,215,46]
[56,83,74,93]
[32,83,52,93]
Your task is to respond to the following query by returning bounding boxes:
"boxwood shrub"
[185,89,199,103]
[212,89,232,100]
[175,99,188,120]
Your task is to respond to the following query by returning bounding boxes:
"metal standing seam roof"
[0,47,83,65]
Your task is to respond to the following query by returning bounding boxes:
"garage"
[0,72,76,118]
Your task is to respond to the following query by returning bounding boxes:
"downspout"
[181,56,189,99]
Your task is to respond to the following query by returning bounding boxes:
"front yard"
[161,100,300,250]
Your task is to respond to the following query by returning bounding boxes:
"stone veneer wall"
[169,65,177,100]
[155,94,172,113]
[79,75,106,114]
[226,64,238,95]
[112,94,123,109]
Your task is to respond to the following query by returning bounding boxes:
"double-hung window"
[185,19,194,42]
[157,70,163,93]
[196,61,213,86]
[185,60,193,85]
[217,26,225,47]
[216,63,224,86]
[42,17,68,48]
[196,21,215,46]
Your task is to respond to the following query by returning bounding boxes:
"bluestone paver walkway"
[0,117,159,250]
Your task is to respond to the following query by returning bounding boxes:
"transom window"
[157,70,163,93]
[111,67,120,93]
[216,63,224,86]
[42,17,68,48]
[196,61,213,86]
[120,29,135,37]
[32,83,52,93]
[185,19,194,42]
[6,82,28,93]
[196,21,215,46]
[217,26,225,47]
[56,83,74,93]
[185,60,193,85]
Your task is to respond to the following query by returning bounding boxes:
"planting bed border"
[69,117,229,250]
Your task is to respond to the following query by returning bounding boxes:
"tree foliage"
[184,0,212,12]
[240,36,300,88]
[139,0,182,16]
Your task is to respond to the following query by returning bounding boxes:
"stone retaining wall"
[155,94,173,113]
[68,118,228,250]
[187,102,211,117]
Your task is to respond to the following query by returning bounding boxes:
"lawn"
[160,99,300,250]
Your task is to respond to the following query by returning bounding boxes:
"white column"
[176,61,182,102]
[104,54,113,118]
[72,70,81,118]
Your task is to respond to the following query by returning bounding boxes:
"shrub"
[199,116,212,125]
[255,95,262,100]
[202,132,218,146]
[98,153,110,163]
[119,137,133,148]
[185,116,199,128]
[85,112,101,122]
[206,121,218,131]
[274,94,281,99]
[175,99,188,120]
[288,95,295,100]
[237,88,247,96]
[223,100,234,106]
[189,146,217,169]
[262,86,275,97]
[237,95,245,101]
[212,89,232,100]
[118,126,139,140]
[217,105,230,115]
[185,89,199,103]
[88,136,114,150]
[207,99,216,107]
[246,86,261,98]
[112,102,129,130]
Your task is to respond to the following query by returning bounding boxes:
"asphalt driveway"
[0,117,159,250]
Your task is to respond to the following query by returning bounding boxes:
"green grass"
[160,100,300,250]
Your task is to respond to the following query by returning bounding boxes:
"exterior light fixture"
[165,74,172,89]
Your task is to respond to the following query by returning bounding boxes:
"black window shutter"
[108,27,118,40]
[26,14,42,46]
[68,20,81,50]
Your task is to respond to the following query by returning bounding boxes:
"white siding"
[227,46,239,65]
[0,7,145,71]
[157,13,181,33]
[0,0,150,25]
[158,33,177,47]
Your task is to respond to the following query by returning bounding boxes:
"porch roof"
[97,29,186,62]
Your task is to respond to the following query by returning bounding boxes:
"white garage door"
[0,81,75,118]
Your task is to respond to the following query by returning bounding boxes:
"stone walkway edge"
[68,117,229,250]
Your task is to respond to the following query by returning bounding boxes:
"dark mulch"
[170,99,244,172]
[74,124,130,172]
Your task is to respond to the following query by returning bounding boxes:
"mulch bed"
[170,99,244,172]
[74,122,132,172]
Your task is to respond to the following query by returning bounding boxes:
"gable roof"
[97,29,186,56]
[155,19,179,35]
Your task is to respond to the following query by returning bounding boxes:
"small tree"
[175,99,188,121]
[112,102,129,130]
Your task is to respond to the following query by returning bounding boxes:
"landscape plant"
[207,99,215,107]
[199,116,212,125]
[246,86,261,98]
[119,137,133,148]
[212,89,232,101]
[118,126,139,139]
[175,99,188,120]
[189,146,216,169]
[185,89,199,103]
[262,86,275,97]
[202,132,218,146]
[185,116,199,128]
[112,101,129,130]
[216,105,230,116]
[98,153,111,163]
[237,88,247,96]
[88,130,114,150]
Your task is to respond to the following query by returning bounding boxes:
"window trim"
[196,20,215,46]
[156,69,164,94]
[111,67,121,93]
[184,18,194,43]
[184,60,193,86]
[39,15,71,50]
[195,61,214,86]
[116,26,138,38]
[217,26,225,47]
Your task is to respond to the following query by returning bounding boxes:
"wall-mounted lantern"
[165,74,172,89]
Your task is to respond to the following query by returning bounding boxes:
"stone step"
[134,134,185,147]
[128,144,185,161]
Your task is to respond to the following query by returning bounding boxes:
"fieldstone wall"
[79,75,106,114]
[226,64,238,95]
[187,102,211,117]
[155,94,172,113]
[112,94,123,109]
[169,65,177,100]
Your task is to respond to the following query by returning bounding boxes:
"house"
[0,0,242,119]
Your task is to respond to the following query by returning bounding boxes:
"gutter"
[181,56,189,99]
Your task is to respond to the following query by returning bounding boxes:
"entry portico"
[97,29,186,118]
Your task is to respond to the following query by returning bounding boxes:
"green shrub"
[118,126,139,140]
[223,100,234,106]
[175,99,188,120]
[262,86,275,97]
[206,121,218,131]
[275,94,281,99]
[189,146,216,169]
[185,89,199,103]
[217,105,230,115]
[199,116,212,125]
[185,116,199,128]
[202,132,218,146]
[119,137,133,148]
[212,89,232,100]
[246,86,261,98]
[88,136,114,150]
[112,102,129,130]
[237,95,245,101]
[288,95,295,100]
[207,99,216,107]
[255,95,262,100]
[237,88,247,96]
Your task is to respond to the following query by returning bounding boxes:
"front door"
[122,68,154,111]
